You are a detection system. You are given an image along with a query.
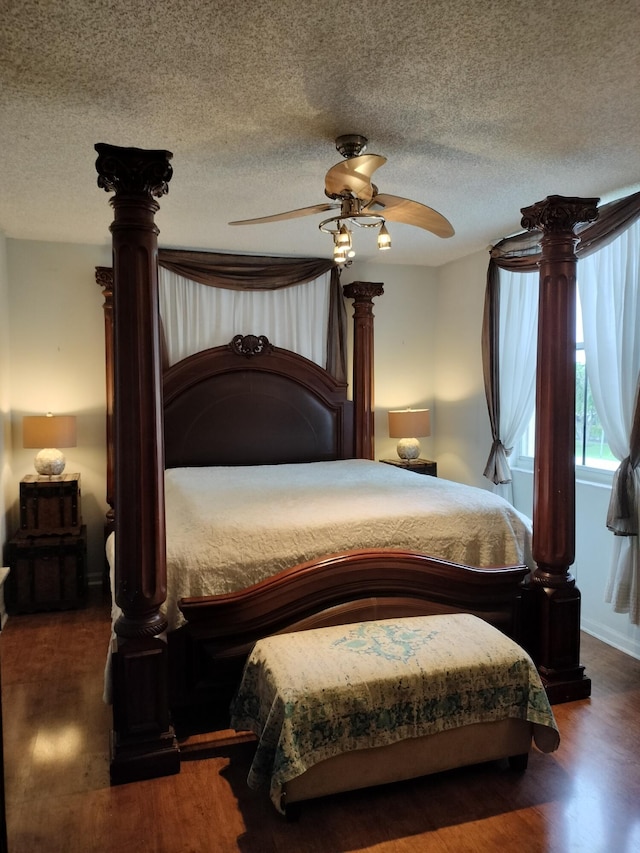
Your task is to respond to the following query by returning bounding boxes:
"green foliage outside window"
[575,361,616,468]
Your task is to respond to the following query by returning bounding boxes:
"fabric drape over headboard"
[482,189,640,485]
[158,249,347,383]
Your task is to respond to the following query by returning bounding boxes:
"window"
[520,292,616,472]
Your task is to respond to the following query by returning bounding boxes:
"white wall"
[433,250,493,487]
[6,239,111,581]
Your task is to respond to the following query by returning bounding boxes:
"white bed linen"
[149,459,532,631]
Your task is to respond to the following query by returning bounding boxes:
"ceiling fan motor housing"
[335,134,368,159]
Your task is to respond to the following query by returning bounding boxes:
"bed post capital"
[95,143,173,199]
[520,195,599,236]
[343,280,384,302]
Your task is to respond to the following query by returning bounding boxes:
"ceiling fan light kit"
[229,134,454,263]
[377,222,391,251]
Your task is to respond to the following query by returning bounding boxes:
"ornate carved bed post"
[521,195,598,703]
[95,144,180,782]
[343,281,384,459]
[95,266,115,534]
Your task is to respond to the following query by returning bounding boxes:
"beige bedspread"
[158,459,532,630]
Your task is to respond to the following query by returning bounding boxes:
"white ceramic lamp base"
[34,448,66,476]
[396,438,420,461]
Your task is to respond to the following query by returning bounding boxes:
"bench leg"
[508,753,529,772]
[280,792,302,822]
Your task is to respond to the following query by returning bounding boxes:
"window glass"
[520,291,616,471]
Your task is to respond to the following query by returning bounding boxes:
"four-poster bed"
[95,143,590,785]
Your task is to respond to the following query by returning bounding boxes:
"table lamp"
[23,413,77,477]
[388,408,431,462]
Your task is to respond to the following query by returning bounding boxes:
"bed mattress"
[154,459,533,630]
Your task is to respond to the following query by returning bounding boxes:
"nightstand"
[380,458,438,477]
[5,474,87,614]
[19,472,82,534]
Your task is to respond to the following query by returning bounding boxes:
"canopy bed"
[94,143,591,785]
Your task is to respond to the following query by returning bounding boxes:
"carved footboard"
[169,549,529,731]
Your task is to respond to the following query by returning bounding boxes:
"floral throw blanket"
[230,613,559,812]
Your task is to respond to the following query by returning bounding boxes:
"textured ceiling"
[1,0,639,267]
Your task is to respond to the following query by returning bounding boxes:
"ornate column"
[520,195,598,703]
[343,281,384,459]
[95,266,114,535]
[95,144,180,782]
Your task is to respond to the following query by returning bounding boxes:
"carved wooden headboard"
[163,334,354,467]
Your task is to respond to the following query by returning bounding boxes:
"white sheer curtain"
[579,218,640,623]
[494,269,539,502]
[158,267,331,367]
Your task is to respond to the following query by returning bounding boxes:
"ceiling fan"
[229,134,455,263]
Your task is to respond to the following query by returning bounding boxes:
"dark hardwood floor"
[2,589,639,853]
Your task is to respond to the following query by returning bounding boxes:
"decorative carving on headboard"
[229,334,273,358]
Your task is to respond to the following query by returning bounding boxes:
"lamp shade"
[388,408,431,462]
[388,409,431,439]
[23,414,77,476]
[23,415,77,449]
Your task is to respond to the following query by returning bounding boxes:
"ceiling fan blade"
[366,193,455,238]
[325,154,387,203]
[229,202,338,226]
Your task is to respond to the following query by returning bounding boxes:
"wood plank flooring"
[2,589,639,853]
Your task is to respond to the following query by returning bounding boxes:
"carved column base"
[110,636,180,784]
[525,578,591,704]
[110,729,180,786]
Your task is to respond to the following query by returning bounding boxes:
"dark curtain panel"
[157,249,346,382]
[326,267,348,385]
[607,378,640,536]
[481,259,512,483]
[158,248,334,290]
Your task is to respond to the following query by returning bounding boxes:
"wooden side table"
[380,458,438,477]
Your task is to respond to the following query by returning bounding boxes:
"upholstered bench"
[230,613,559,815]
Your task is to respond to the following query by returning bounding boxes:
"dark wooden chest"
[5,527,87,614]
[19,473,82,535]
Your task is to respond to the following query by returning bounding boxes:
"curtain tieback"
[483,438,513,485]
[607,456,638,536]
